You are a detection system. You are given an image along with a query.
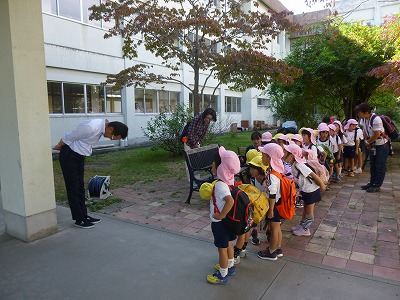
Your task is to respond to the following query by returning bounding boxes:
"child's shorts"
[343,145,356,159]
[267,206,281,223]
[301,189,322,206]
[211,221,237,248]
[359,140,365,153]
[333,151,342,163]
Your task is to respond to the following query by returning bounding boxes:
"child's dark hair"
[249,164,264,175]
[109,121,128,139]
[251,131,262,140]
[213,151,222,169]
[202,108,217,122]
[301,129,311,139]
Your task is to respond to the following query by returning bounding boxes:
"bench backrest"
[184,144,219,171]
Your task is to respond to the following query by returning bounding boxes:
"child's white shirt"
[316,137,332,153]
[345,130,359,146]
[356,128,364,141]
[254,177,265,193]
[266,171,281,203]
[210,181,231,222]
[330,134,342,153]
[292,162,320,193]
[303,143,318,158]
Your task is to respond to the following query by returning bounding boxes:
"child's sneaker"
[233,255,240,264]
[206,271,230,284]
[354,168,362,174]
[251,230,260,245]
[257,248,277,261]
[239,248,246,258]
[291,223,303,232]
[295,199,304,208]
[274,248,283,258]
[293,227,311,236]
[214,264,236,276]
[334,177,341,183]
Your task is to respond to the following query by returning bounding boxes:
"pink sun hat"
[318,124,330,132]
[258,143,284,174]
[284,143,307,164]
[301,127,316,145]
[291,134,303,143]
[317,122,328,131]
[332,120,344,133]
[277,134,289,142]
[328,124,336,131]
[217,146,241,186]
[261,132,273,143]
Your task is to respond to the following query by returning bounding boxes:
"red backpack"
[269,170,297,220]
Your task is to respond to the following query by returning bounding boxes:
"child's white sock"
[219,267,228,277]
[228,258,235,268]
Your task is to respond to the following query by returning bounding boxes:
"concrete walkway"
[0,204,399,299]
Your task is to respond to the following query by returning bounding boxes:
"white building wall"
[43,1,288,146]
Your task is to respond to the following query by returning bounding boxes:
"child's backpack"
[238,184,269,224]
[305,160,329,184]
[370,115,399,141]
[269,171,297,220]
[212,183,254,235]
[179,121,191,143]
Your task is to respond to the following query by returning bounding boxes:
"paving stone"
[305,243,330,255]
[327,247,351,259]
[349,251,375,264]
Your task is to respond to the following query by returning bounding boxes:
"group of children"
[206,118,365,285]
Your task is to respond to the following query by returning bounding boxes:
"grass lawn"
[53,131,255,204]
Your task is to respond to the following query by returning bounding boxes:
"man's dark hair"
[109,121,128,139]
[202,108,217,122]
[354,102,373,114]
[251,131,262,140]
[322,116,331,124]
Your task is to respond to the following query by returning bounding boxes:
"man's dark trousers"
[59,145,87,221]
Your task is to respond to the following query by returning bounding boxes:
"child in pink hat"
[301,128,318,159]
[343,119,360,177]
[283,143,326,237]
[257,143,284,261]
[291,134,303,147]
[207,146,240,285]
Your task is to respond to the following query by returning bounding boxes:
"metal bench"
[183,144,219,203]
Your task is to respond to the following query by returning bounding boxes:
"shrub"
[143,105,193,155]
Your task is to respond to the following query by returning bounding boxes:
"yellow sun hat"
[273,133,283,140]
[199,180,217,200]
[246,149,261,164]
[248,155,268,173]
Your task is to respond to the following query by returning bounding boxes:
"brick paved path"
[101,151,400,282]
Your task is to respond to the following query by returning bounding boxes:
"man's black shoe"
[74,219,95,229]
[86,216,101,224]
[366,187,381,193]
[361,183,372,190]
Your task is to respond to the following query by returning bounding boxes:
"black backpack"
[212,184,254,235]
[179,121,191,143]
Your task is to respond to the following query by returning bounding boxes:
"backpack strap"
[211,185,220,214]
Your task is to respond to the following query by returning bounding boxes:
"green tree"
[90,0,301,116]
[270,21,390,123]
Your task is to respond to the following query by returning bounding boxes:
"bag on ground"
[238,184,269,224]
[212,184,254,235]
[269,171,297,220]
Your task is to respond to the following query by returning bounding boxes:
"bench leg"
[186,181,194,204]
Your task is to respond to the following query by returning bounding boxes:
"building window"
[257,98,270,107]
[106,87,122,113]
[47,81,121,115]
[63,82,85,113]
[225,96,241,112]
[58,0,81,21]
[87,85,105,113]
[42,0,113,29]
[47,82,63,113]
[82,0,101,27]
[189,93,218,111]
[135,88,180,114]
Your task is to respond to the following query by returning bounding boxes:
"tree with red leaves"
[368,14,400,96]
[90,0,302,115]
